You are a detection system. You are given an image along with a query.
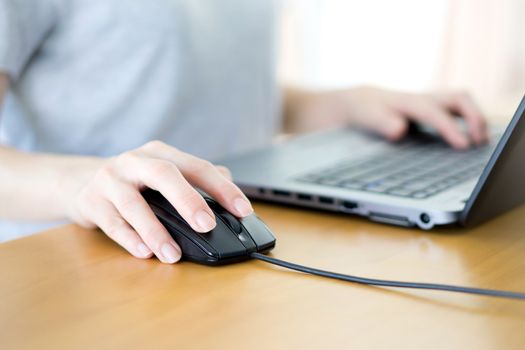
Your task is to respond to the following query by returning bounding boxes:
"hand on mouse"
[65,141,253,264]
[284,86,488,149]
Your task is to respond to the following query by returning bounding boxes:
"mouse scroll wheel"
[219,212,243,234]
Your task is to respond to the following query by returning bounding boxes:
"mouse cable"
[249,252,525,300]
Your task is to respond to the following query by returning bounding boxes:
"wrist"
[284,87,349,133]
[54,156,106,221]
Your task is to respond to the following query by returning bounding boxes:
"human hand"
[333,86,488,149]
[65,141,252,263]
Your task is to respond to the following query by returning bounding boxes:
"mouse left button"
[149,203,220,260]
[204,199,243,233]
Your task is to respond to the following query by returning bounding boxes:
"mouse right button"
[240,214,276,252]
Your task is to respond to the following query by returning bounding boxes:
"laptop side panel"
[219,128,465,229]
[460,95,525,227]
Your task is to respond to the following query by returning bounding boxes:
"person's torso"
[0,0,281,160]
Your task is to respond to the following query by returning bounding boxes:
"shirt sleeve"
[0,0,58,81]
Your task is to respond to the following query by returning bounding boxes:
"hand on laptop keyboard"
[288,86,488,149]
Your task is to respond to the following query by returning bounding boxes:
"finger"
[215,165,233,181]
[117,153,217,233]
[139,142,253,217]
[402,100,470,149]
[351,111,409,141]
[90,198,153,259]
[178,157,253,218]
[100,169,183,263]
[439,93,488,144]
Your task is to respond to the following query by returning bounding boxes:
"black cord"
[250,252,525,300]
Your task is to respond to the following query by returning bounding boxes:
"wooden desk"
[1,202,525,350]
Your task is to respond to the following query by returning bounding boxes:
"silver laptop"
[219,95,525,229]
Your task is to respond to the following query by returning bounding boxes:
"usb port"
[318,196,334,204]
[272,190,291,197]
[297,193,313,201]
[342,201,358,209]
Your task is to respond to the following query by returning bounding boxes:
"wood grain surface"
[1,202,525,350]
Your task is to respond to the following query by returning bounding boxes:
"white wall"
[280,0,525,119]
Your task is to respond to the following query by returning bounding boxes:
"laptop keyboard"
[295,138,494,199]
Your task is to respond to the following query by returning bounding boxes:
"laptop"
[218,95,525,229]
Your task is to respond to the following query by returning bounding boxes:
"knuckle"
[94,164,117,183]
[118,192,144,214]
[178,188,206,209]
[149,160,177,179]
[142,140,166,152]
[216,165,233,179]
[188,159,214,175]
[216,165,231,173]
[116,151,140,168]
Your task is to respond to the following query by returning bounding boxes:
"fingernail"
[161,243,181,264]
[233,197,253,217]
[194,210,216,232]
[137,243,152,258]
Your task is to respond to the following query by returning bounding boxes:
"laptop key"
[411,191,430,199]
[401,180,433,191]
[297,174,323,182]
[364,182,391,193]
[387,188,413,197]
[316,177,342,186]
[340,180,365,189]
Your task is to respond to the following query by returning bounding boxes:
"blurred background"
[279,0,525,121]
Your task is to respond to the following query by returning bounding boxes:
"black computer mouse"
[142,188,276,265]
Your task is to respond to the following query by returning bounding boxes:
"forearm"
[0,146,104,220]
[282,86,348,133]
[0,74,101,220]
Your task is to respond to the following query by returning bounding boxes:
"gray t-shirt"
[0,0,282,239]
